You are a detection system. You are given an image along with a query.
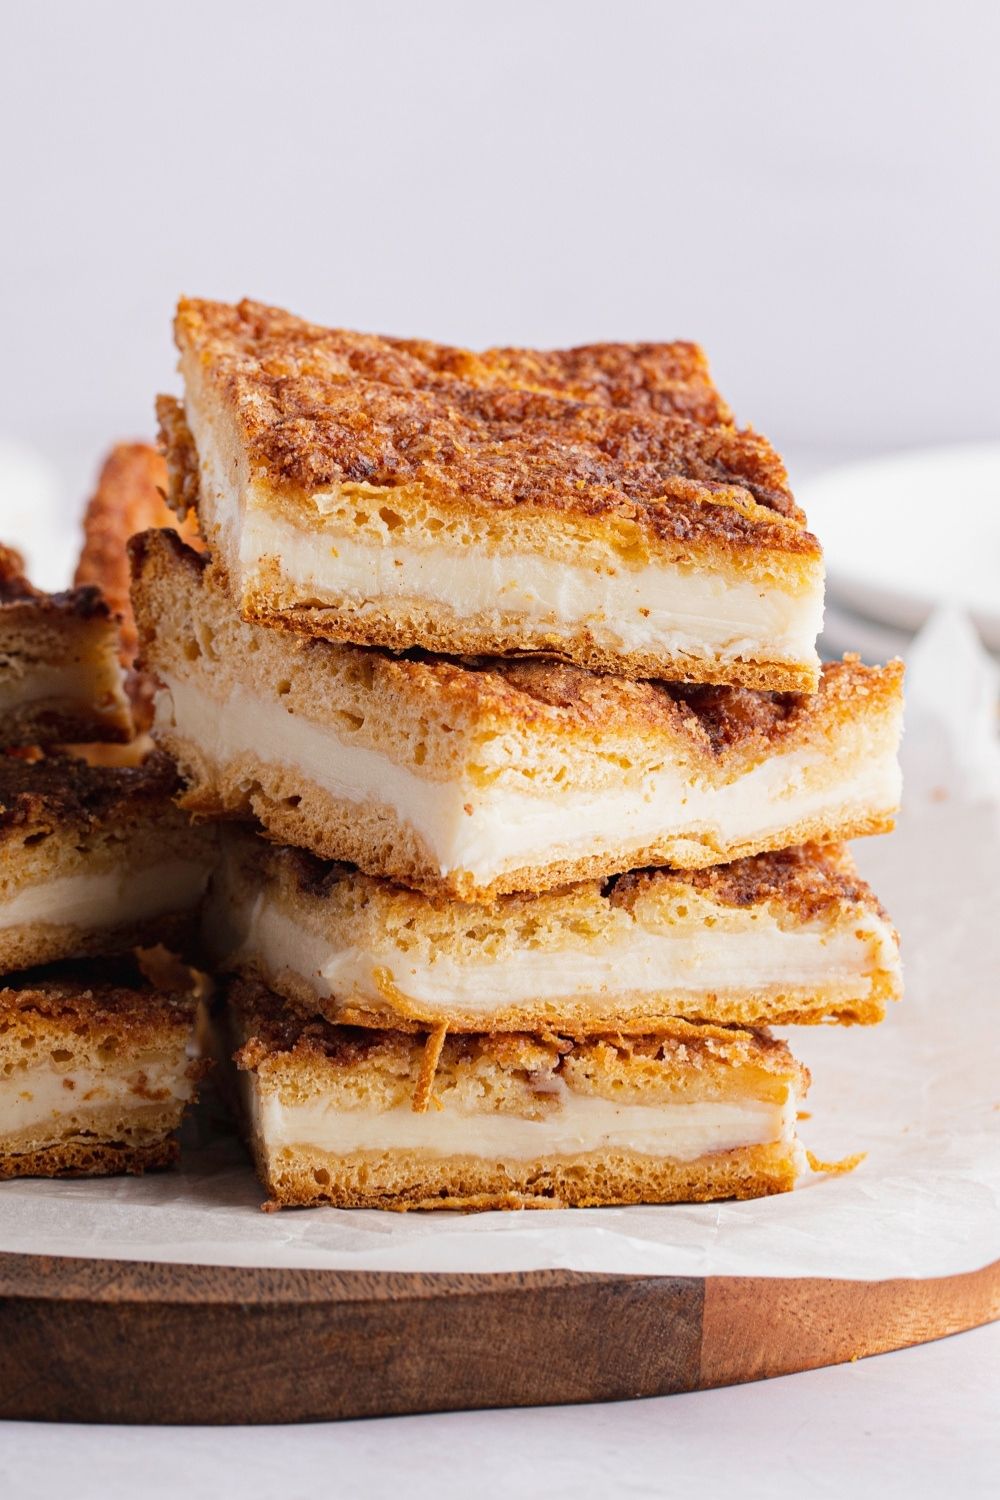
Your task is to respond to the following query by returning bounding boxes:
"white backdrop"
[1,0,997,497]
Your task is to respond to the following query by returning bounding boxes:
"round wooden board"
[1,1250,997,1424]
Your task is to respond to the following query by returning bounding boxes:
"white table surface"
[1,1321,997,1499]
[2,441,997,1494]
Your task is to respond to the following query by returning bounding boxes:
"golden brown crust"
[0,910,200,979]
[75,442,203,727]
[155,396,201,519]
[1,546,109,619]
[612,841,893,925]
[0,749,213,972]
[0,1135,179,1180]
[75,444,171,656]
[0,748,183,849]
[176,297,813,549]
[213,835,899,1032]
[274,838,885,927]
[225,977,804,1209]
[0,957,203,1180]
[252,1141,799,1211]
[132,530,901,897]
[229,975,802,1085]
[0,956,198,1043]
[387,336,734,427]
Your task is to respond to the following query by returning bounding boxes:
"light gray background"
[1,0,998,508]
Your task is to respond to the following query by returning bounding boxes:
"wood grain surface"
[0,1251,997,1424]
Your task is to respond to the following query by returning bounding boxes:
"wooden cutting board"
[1,1250,996,1424]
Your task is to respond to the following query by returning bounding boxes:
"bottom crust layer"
[250,1139,799,1211]
[0,1133,179,1180]
[0,909,199,978]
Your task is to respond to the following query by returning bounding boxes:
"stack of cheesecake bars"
[0,451,214,1178]
[1,298,904,1210]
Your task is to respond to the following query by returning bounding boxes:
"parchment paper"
[2,610,998,1279]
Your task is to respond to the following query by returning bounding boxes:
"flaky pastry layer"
[250,1141,800,1211]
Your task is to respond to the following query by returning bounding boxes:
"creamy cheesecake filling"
[0,860,211,931]
[214,886,896,1015]
[156,675,902,884]
[237,506,824,665]
[0,1058,193,1137]
[249,1075,798,1163]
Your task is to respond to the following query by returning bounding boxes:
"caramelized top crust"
[0,748,180,845]
[175,298,815,552]
[181,300,732,423]
[228,974,801,1081]
[75,443,202,663]
[458,653,903,757]
[266,836,890,930]
[611,843,892,925]
[130,529,899,764]
[0,956,197,1038]
[386,336,733,427]
[1,542,111,622]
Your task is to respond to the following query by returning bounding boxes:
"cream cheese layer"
[249,1081,799,1164]
[241,508,823,666]
[0,1059,193,1137]
[0,860,211,930]
[157,675,901,886]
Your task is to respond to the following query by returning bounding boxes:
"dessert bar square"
[164,297,824,690]
[0,750,215,974]
[0,543,132,748]
[0,956,203,1178]
[207,830,901,1032]
[222,976,808,1210]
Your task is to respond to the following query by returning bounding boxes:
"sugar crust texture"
[0,749,215,973]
